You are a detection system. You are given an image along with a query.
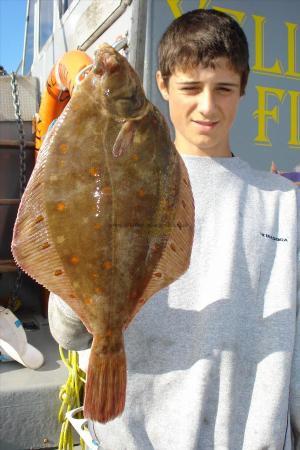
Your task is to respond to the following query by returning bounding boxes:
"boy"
[49,9,300,449]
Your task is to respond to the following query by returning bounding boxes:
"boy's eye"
[180,87,200,93]
[217,87,232,93]
[179,86,233,93]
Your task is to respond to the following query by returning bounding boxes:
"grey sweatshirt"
[49,155,300,450]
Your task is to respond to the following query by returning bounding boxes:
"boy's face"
[156,58,242,157]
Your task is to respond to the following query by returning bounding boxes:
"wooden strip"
[0,259,15,264]
[0,198,20,205]
[0,139,35,149]
[0,265,17,272]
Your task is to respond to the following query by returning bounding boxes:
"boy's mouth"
[191,120,219,130]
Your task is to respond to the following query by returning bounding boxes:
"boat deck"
[0,310,79,450]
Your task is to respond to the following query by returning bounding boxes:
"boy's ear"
[156,71,169,101]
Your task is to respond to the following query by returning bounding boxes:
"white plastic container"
[66,407,101,450]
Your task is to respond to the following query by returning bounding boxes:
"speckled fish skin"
[12,43,195,422]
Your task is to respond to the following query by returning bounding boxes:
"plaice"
[11,43,195,423]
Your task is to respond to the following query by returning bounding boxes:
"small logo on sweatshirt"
[260,232,288,242]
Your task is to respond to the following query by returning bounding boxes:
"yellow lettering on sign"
[253,86,286,146]
[198,0,212,9]
[166,0,183,18]
[252,15,283,76]
[288,90,300,148]
[166,2,244,22]
[285,22,300,79]
[213,7,246,25]
[167,0,212,18]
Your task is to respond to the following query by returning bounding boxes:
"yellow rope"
[58,346,86,450]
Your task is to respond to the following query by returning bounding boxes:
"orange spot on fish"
[70,255,80,265]
[41,242,50,250]
[70,294,76,299]
[35,215,44,224]
[105,329,112,337]
[102,186,112,195]
[59,143,68,153]
[95,287,103,294]
[54,269,63,276]
[94,223,102,230]
[89,167,100,177]
[56,202,65,211]
[84,297,93,305]
[92,272,98,278]
[138,188,145,198]
[132,154,139,161]
[154,272,162,278]
[102,260,112,270]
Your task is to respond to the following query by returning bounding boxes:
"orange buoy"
[34,50,93,156]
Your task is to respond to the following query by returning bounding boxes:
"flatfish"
[11,43,195,422]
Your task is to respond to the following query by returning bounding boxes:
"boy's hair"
[158,9,250,95]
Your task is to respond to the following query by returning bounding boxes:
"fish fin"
[83,335,126,423]
[112,121,136,158]
[125,156,195,327]
[11,114,89,320]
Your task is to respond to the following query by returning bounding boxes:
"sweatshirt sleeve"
[290,189,300,449]
[48,292,92,351]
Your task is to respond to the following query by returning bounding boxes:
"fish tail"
[83,333,126,423]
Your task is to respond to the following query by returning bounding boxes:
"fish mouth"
[94,44,120,76]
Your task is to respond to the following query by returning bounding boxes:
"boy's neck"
[175,147,233,158]
[174,137,233,158]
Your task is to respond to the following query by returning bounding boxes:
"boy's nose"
[196,89,217,117]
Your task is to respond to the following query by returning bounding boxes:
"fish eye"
[119,95,135,101]
[118,90,139,102]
